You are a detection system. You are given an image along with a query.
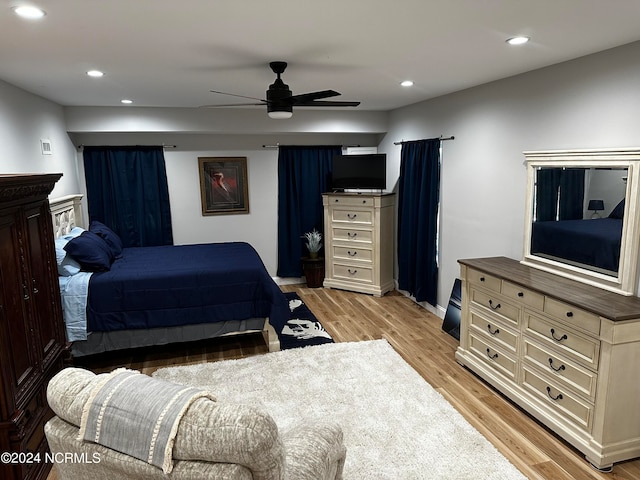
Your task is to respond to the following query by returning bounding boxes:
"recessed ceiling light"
[506,36,530,46]
[120,99,133,104]
[13,5,46,19]
[86,70,104,77]
[400,80,414,87]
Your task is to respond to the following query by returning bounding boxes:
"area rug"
[153,339,526,479]
[278,292,334,350]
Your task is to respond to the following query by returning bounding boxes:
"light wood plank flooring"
[48,285,640,480]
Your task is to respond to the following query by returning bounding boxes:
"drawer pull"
[347,269,358,275]
[487,324,500,335]
[566,311,574,318]
[550,328,568,342]
[347,251,357,256]
[517,291,524,297]
[347,213,357,220]
[488,299,501,310]
[546,386,564,401]
[480,276,485,282]
[347,232,358,238]
[548,358,566,372]
[486,348,499,360]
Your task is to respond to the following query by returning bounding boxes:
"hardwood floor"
[48,284,640,480]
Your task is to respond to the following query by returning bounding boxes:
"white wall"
[0,79,81,197]
[379,40,640,310]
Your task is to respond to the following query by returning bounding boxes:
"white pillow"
[55,227,85,276]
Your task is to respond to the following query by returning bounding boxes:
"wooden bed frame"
[49,194,280,356]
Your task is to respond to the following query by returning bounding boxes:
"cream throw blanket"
[78,368,215,473]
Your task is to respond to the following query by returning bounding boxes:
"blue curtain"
[83,146,173,247]
[535,168,585,221]
[277,145,341,277]
[397,139,441,306]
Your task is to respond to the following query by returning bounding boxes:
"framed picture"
[198,157,249,215]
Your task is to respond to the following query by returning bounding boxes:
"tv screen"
[331,154,386,191]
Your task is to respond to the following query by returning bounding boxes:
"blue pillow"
[54,227,85,276]
[64,231,114,272]
[609,199,625,219]
[90,220,124,258]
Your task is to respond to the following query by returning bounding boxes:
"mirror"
[522,148,640,295]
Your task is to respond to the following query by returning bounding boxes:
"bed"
[50,195,286,357]
[530,217,622,274]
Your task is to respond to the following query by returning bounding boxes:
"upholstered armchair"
[45,367,346,480]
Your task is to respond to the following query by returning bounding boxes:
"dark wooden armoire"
[0,174,66,480]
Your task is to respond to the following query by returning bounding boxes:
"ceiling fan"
[203,61,360,119]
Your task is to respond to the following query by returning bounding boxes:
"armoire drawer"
[522,365,593,431]
[332,246,373,263]
[468,332,518,380]
[331,209,373,225]
[332,263,373,284]
[328,196,374,207]
[331,227,373,244]
[525,313,600,370]
[523,338,597,400]
[469,310,519,352]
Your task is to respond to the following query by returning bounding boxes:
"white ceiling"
[2,0,640,112]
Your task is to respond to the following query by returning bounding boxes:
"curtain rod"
[393,135,454,145]
[262,144,362,149]
[76,144,177,150]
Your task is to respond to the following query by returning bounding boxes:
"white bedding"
[59,272,92,342]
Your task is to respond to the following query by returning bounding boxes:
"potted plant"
[301,229,323,259]
[301,229,324,287]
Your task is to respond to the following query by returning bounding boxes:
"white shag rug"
[153,339,526,480]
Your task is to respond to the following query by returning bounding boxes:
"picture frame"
[198,156,249,215]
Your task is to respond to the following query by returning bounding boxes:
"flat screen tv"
[331,153,386,191]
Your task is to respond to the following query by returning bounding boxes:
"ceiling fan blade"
[297,100,361,107]
[210,90,268,103]
[287,90,341,105]
[199,102,266,108]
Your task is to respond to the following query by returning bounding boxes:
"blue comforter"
[85,242,288,334]
[531,218,622,272]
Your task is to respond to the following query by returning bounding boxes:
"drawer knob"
[550,328,568,342]
[488,299,501,310]
[347,213,357,220]
[486,348,499,360]
[480,277,485,282]
[518,292,524,297]
[566,311,574,318]
[548,358,566,372]
[487,324,500,335]
[546,386,564,401]
[348,251,357,256]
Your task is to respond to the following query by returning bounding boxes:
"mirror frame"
[522,148,640,296]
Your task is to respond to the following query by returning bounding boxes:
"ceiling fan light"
[268,111,293,119]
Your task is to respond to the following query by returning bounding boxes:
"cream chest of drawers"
[322,193,395,296]
[456,257,640,471]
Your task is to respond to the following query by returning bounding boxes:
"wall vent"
[40,138,52,155]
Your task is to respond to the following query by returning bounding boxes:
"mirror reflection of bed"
[530,167,627,276]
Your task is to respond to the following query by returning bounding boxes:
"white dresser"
[455,257,640,471]
[322,193,395,296]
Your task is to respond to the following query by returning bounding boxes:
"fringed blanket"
[79,368,215,473]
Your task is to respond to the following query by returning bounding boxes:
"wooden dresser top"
[459,256,640,321]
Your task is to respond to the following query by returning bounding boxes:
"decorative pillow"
[64,231,114,272]
[609,199,625,219]
[89,221,124,258]
[54,227,85,276]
